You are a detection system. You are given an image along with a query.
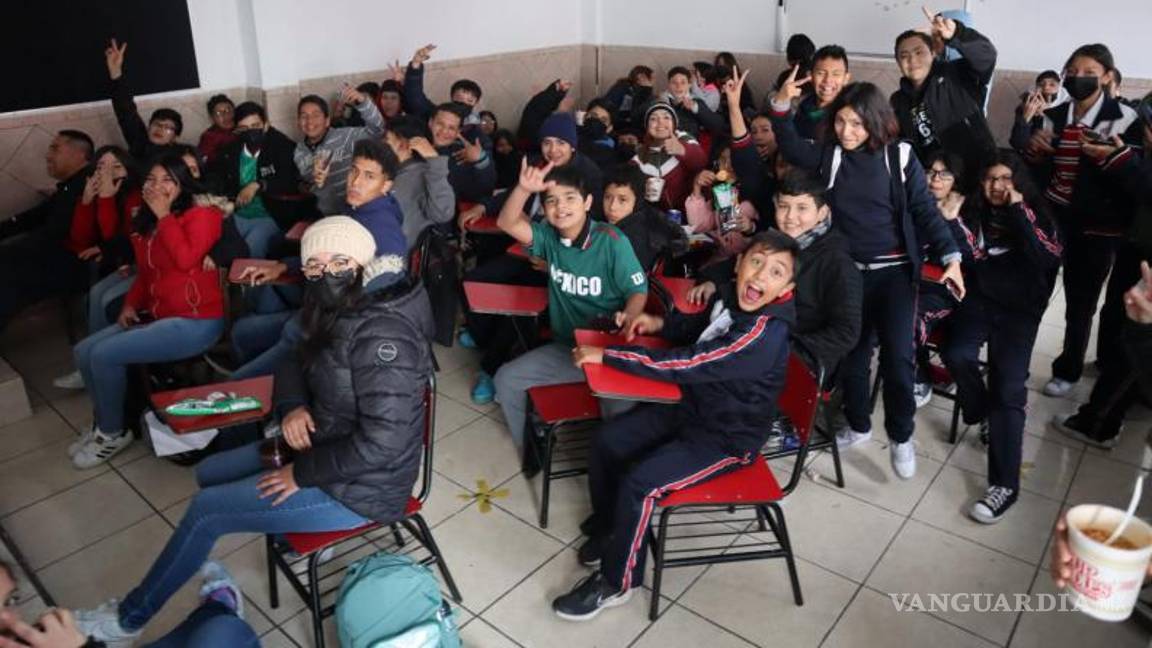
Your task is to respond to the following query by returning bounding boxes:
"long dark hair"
[966,150,1049,220]
[923,150,966,190]
[297,268,366,368]
[824,82,899,152]
[87,145,141,228]
[133,153,203,236]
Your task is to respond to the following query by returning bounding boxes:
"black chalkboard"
[1,0,200,113]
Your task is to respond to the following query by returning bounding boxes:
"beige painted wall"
[2,43,1148,220]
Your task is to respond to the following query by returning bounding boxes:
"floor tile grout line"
[855,581,1014,647]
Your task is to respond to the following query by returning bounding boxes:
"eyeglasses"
[303,255,356,278]
[927,170,955,181]
[213,108,234,116]
[985,174,1013,184]
[151,123,177,133]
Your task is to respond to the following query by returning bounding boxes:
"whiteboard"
[781,0,937,58]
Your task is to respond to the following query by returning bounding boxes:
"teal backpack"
[336,553,461,648]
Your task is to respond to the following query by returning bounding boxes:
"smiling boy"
[552,229,798,621]
[492,160,648,453]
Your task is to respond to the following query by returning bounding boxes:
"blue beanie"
[539,112,579,148]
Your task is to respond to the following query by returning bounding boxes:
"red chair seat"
[528,383,601,424]
[658,455,782,508]
[283,498,422,554]
[927,362,953,386]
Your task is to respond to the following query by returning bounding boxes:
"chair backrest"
[415,374,436,504]
[776,347,824,496]
[407,227,433,282]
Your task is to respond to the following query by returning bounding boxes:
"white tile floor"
[2,284,1151,648]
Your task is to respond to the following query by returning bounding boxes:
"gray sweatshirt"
[293,100,385,215]
[392,156,456,249]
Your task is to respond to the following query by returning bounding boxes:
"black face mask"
[580,119,609,141]
[239,128,266,151]
[306,270,359,310]
[1063,76,1100,102]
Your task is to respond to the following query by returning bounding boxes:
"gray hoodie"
[392,155,456,249]
[293,100,385,215]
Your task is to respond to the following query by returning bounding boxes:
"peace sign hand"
[340,83,365,107]
[922,6,957,40]
[453,135,484,164]
[105,38,128,80]
[386,59,405,83]
[411,43,436,69]
[517,158,556,194]
[1021,89,1047,123]
[772,65,811,107]
[723,66,752,104]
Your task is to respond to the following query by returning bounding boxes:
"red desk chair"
[645,351,824,621]
[526,383,602,528]
[265,375,462,648]
[767,384,846,488]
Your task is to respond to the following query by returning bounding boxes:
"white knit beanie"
[300,216,376,267]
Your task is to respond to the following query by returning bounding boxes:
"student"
[685,140,760,267]
[940,152,1062,523]
[103,39,183,162]
[1052,113,1152,447]
[770,81,964,479]
[690,61,721,112]
[783,45,853,141]
[691,171,862,378]
[578,99,625,173]
[231,139,408,379]
[492,161,648,451]
[630,67,725,139]
[427,102,496,203]
[74,218,434,645]
[604,65,655,133]
[293,86,386,216]
[890,11,998,177]
[552,230,797,620]
[602,166,688,272]
[51,146,143,390]
[333,82,383,127]
[198,94,237,165]
[402,43,484,128]
[714,51,757,115]
[518,79,574,150]
[378,79,404,120]
[385,116,456,249]
[0,130,93,332]
[911,150,969,407]
[1010,43,1143,399]
[492,128,523,190]
[480,110,499,137]
[69,154,226,469]
[205,101,300,258]
[631,101,707,211]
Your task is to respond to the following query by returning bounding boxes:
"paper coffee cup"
[645,176,666,203]
[1064,504,1152,621]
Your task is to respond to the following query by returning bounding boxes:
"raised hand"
[408,136,438,159]
[82,171,100,205]
[453,135,484,165]
[312,151,332,188]
[1021,89,1047,123]
[517,158,556,194]
[410,43,437,69]
[386,58,405,83]
[104,38,127,80]
[922,6,957,40]
[723,66,752,104]
[97,171,122,198]
[557,79,573,93]
[340,83,365,107]
[663,136,686,156]
[773,65,811,107]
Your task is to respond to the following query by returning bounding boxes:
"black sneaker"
[552,571,633,621]
[969,486,1017,524]
[577,537,603,568]
[579,514,597,538]
[1050,414,1118,450]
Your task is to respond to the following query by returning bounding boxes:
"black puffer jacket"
[792,229,863,378]
[273,279,435,523]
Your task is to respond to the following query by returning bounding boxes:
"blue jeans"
[141,600,258,648]
[86,271,134,334]
[119,441,369,631]
[231,313,302,380]
[230,311,294,366]
[74,317,224,433]
[233,215,282,259]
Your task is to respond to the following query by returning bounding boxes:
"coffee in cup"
[1064,504,1152,621]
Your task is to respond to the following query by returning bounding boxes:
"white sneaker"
[72,429,134,469]
[52,369,85,390]
[69,425,98,457]
[835,427,872,449]
[199,560,244,618]
[73,599,141,648]
[913,382,933,409]
[890,441,917,479]
[1042,378,1075,398]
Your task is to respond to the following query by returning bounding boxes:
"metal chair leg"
[307,553,325,648]
[539,424,554,528]
[648,511,670,621]
[829,436,846,488]
[411,513,463,603]
[948,398,962,444]
[265,536,280,609]
[769,504,803,606]
[390,523,406,548]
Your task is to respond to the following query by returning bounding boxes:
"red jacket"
[125,205,224,320]
[197,127,238,166]
[68,191,141,255]
[631,134,707,211]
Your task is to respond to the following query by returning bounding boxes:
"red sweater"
[631,135,707,211]
[125,205,224,320]
[68,191,141,255]
[197,127,238,165]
